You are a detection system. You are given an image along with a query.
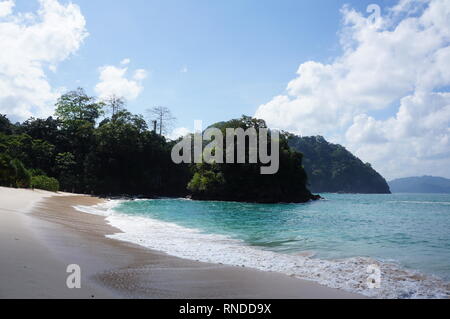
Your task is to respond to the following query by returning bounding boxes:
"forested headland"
[0,88,390,202]
[0,89,191,197]
[187,117,319,203]
[0,88,319,203]
[288,135,391,194]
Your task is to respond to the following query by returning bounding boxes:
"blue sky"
[14,0,392,128]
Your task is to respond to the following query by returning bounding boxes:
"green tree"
[10,159,31,188]
[104,95,126,117]
[53,88,105,192]
[55,152,77,191]
[0,133,33,167]
[55,88,104,125]
[188,166,225,197]
[187,116,314,203]
[89,110,157,194]
[288,135,391,194]
[0,153,15,187]
[0,114,14,134]
[30,139,55,173]
[31,175,60,192]
[19,117,60,146]
[0,92,191,197]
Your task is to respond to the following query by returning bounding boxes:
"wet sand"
[0,187,364,299]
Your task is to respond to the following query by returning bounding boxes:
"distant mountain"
[288,135,391,194]
[389,176,450,194]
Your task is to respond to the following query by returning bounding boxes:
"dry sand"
[0,187,113,298]
[0,187,363,299]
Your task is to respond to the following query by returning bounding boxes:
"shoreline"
[0,187,115,299]
[87,197,450,299]
[0,187,363,299]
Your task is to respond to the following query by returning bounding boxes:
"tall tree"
[104,95,126,117]
[55,88,104,125]
[54,152,77,192]
[146,106,176,136]
[0,114,14,134]
[54,88,104,192]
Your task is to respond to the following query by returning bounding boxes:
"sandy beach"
[0,187,363,299]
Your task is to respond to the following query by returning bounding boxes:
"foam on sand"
[75,200,450,299]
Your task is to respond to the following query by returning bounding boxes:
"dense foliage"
[1,88,391,201]
[31,175,60,192]
[187,117,319,203]
[0,154,31,188]
[288,135,391,194]
[0,89,190,197]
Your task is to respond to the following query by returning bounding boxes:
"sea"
[75,193,450,299]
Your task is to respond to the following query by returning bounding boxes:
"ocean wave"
[388,201,450,205]
[74,200,450,299]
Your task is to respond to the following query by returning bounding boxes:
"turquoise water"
[114,193,450,281]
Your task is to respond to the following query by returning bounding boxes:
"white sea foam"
[74,200,450,299]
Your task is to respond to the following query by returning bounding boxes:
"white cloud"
[133,69,147,81]
[120,58,130,65]
[0,0,13,17]
[255,0,450,179]
[168,127,191,140]
[0,0,88,121]
[95,60,147,100]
